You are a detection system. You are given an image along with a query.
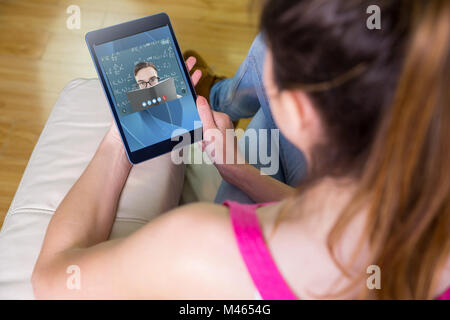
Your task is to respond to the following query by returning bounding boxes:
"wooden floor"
[0,0,258,227]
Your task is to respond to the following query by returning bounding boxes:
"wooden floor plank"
[1,122,44,159]
[0,26,50,59]
[61,0,259,27]
[0,120,13,150]
[0,196,14,227]
[0,89,57,125]
[0,156,29,199]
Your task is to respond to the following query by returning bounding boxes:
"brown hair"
[134,61,158,76]
[262,0,410,178]
[262,0,450,299]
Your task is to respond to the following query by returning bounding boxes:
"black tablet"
[86,13,202,164]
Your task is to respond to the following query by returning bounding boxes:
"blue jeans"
[210,34,307,204]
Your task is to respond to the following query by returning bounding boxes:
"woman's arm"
[32,128,244,298]
[36,127,131,255]
[218,162,294,203]
[31,127,131,296]
[196,96,294,203]
[32,104,254,299]
[32,200,255,299]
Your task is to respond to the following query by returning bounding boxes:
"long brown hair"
[261,0,450,299]
[329,0,450,299]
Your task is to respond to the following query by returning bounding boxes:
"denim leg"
[211,34,308,203]
[209,34,266,121]
[253,70,307,187]
[214,108,284,204]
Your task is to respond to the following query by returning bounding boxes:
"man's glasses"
[134,76,160,90]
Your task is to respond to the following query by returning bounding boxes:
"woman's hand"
[196,96,244,177]
[185,56,202,86]
[103,55,203,157]
[104,122,123,145]
[196,96,294,202]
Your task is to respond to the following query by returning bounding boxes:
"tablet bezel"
[85,12,201,164]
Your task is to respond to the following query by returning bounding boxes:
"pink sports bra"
[224,200,450,300]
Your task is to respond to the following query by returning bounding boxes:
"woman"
[32,0,450,299]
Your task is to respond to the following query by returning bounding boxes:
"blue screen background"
[94,26,201,152]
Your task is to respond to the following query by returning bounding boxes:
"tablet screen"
[93,25,201,152]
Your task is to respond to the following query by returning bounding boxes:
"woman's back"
[232,199,450,299]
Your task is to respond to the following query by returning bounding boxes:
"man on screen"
[133,61,181,99]
[118,61,184,150]
[134,62,161,89]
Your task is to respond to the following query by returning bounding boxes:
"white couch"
[0,79,221,299]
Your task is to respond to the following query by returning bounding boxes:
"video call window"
[97,34,187,116]
[93,26,201,152]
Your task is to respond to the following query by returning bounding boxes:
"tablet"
[85,13,202,164]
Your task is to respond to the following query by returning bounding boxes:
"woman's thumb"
[197,96,216,129]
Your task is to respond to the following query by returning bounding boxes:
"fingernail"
[197,96,207,105]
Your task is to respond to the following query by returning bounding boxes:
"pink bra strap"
[225,201,450,300]
[224,201,297,300]
[436,287,450,300]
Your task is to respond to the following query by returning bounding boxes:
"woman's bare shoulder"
[123,202,255,299]
[169,202,230,222]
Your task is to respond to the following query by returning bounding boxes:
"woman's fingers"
[212,111,233,130]
[185,56,202,86]
[197,96,216,130]
[196,96,237,165]
[191,69,202,87]
[185,56,196,72]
